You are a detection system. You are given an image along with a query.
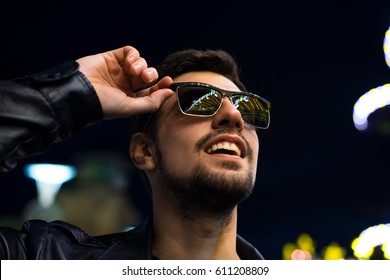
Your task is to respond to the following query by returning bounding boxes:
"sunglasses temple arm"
[133,80,160,94]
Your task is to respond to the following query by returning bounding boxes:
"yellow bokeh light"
[282,243,296,260]
[296,233,315,254]
[322,242,346,260]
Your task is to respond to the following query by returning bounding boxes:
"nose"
[211,97,244,131]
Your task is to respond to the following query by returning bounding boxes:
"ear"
[129,132,156,171]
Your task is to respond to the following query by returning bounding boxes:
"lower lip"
[206,153,243,161]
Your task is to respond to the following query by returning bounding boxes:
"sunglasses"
[170,82,271,129]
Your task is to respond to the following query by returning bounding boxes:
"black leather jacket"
[0,218,264,259]
[0,218,154,259]
[0,60,102,172]
[0,61,264,260]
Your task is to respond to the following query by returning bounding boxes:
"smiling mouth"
[206,141,242,157]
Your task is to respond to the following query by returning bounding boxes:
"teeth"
[207,141,241,157]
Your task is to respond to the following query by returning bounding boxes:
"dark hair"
[157,49,246,91]
[132,49,246,134]
[131,49,246,193]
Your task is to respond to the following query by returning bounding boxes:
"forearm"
[0,61,103,172]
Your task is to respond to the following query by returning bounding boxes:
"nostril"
[216,117,243,129]
[217,120,230,126]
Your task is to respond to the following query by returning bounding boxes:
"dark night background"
[1,0,390,259]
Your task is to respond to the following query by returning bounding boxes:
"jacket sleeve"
[0,60,103,172]
[0,220,108,259]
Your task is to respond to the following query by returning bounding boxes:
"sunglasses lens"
[177,86,222,116]
[175,84,270,129]
[232,95,270,128]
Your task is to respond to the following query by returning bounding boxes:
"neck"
[152,196,240,260]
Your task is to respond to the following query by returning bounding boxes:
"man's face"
[152,71,259,216]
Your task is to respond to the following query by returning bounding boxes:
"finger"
[111,46,142,77]
[120,88,174,116]
[141,67,158,84]
[155,76,173,89]
[111,46,140,64]
[134,76,173,97]
[99,46,140,80]
[129,68,159,92]
[129,57,148,76]
[123,46,140,64]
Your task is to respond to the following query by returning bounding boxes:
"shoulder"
[23,219,105,245]
[1,219,151,259]
[22,219,127,259]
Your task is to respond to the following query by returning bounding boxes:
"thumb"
[119,88,174,117]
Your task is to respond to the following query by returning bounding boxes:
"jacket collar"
[98,217,263,260]
[96,217,153,260]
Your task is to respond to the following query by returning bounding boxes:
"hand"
[76,46,173,119]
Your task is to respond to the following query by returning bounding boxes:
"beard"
[155,130,255,221]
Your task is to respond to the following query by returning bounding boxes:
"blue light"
[24,163,77,208]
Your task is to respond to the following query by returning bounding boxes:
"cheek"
[156,131,196,170]
[248,132,260,163]
[246,133,260,180]
[253,140,260,159]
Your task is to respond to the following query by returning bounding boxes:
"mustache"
[194,128,254,160]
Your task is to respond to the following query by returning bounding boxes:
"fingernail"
[145,69,155,82]
[127,55,135,62]
[133,63,142,72]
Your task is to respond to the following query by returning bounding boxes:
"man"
[0,46,270,259]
